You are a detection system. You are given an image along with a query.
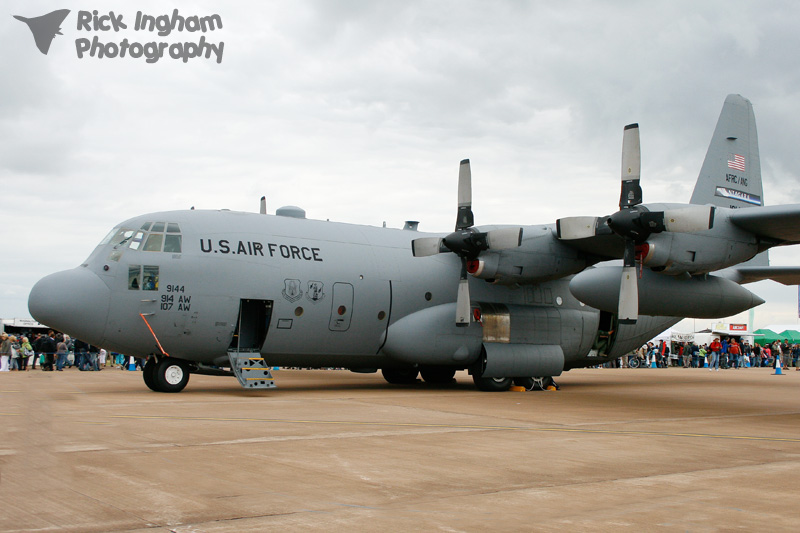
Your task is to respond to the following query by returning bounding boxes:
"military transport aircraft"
[28,94,800,393]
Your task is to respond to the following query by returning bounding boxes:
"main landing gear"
[144,356,191,393]
[472,375,557,391]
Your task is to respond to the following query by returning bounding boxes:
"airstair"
[227,349,277,389]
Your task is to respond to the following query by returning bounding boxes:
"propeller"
[412,159,523,326]
[556,124,715,324]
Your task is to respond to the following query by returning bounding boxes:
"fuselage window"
[143,266,159,290]
[128,265,142,290]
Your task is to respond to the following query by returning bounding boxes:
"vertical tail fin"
[691,94,768,266]
[690,94,763,209]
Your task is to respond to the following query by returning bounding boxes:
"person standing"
[42,331,57,371]
[0,333,10,372]
[709,338,722,371]
[55,334,68,371]
[19,337,33,371]
[752,342,762,367]
[729,340,741,369]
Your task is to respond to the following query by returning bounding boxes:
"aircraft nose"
[28,268,111,344]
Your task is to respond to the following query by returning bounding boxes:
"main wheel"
[419,366,457,384]
[531,376,554,390]
[381,367,419,384]
[154,357,190,393]
[472,375,512,392]
[628,357,641,369]
[143,357,158,391]
[513,377,534,389]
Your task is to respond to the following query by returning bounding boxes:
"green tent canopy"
[778,330,800,343]
[753,329,780,346]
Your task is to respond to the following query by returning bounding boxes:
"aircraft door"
[230,299,273,351]
[329,283,354,332]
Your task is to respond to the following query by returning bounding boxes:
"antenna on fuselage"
[260,196,266,214]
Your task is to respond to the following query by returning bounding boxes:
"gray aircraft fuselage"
[28,208,675,377]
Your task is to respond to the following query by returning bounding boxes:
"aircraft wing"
[552,223,625,260]
[728,204,800,244]
[718,265,800,286]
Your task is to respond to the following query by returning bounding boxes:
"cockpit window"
[143,233,163,252]
[164,234,182,253]
[107,221,182,257]
[129,231,145,250]
[100,228,119,246]
[111,229,135,248]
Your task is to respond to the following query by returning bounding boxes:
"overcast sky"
[3,0,800,332]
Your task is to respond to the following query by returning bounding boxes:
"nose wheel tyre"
[154,357,190,393]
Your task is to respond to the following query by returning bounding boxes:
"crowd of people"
[621,337,800,370]
[0,330,130,372]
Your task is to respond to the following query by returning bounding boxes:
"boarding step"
[227,350,277,389]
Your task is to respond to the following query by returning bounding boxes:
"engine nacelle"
[467,228,587,284]
[569,266,764,318]
[638,218,759,275]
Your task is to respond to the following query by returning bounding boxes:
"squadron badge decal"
[282,279,302,303]
[306,281,325,303]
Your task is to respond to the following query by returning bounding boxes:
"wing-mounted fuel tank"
[570,266,764,318]
[467,225,588,285]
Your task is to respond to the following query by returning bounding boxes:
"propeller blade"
[456,258,471,326]
[456,159,474,230]
[411,237,444,257]
[556,216,599,240]
[663,206,715,233]
[618,265,638,324]
[620,123,642,209]
[486,227,523,250]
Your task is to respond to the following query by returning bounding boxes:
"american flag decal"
[727,153,746,172]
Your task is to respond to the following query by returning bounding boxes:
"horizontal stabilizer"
[724,266,800,286]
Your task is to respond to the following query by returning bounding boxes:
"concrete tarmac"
[1,366,799,532]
